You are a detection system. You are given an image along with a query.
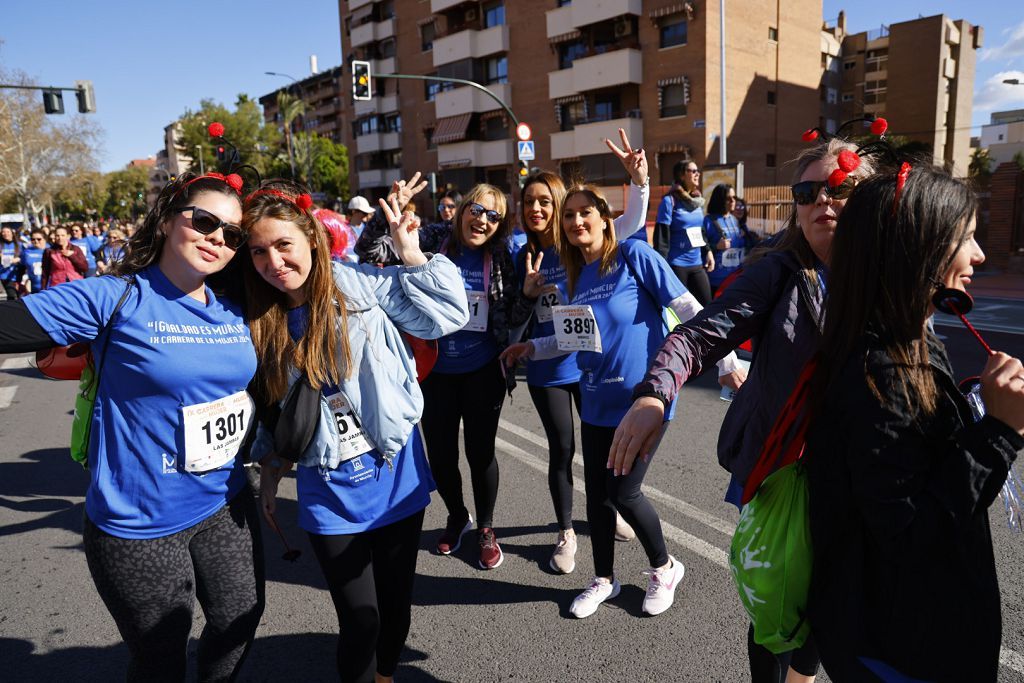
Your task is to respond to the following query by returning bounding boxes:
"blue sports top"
[433,246,499,373]
[657,193,705,268]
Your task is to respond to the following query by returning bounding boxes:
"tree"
[1014,150,1024,172]
[102,167,150,220]
[0,68,102,224]
[969,147,994,183]
[176,95,281,180]
[294,133,349,198]
[54,170,107,219]
[276,91,308,180]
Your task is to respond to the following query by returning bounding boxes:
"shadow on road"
[0,448,88,538]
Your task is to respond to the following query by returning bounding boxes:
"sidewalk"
[970,271,1024,300]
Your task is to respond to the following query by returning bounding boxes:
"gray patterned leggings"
[83,492,265,683]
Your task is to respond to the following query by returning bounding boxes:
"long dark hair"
[706,183,734,217]
[812,164,977,415]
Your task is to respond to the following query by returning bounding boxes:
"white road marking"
[1,356,33,370]
[0,385,17,409]
[498,418,736,537]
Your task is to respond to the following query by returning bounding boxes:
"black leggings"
[581,422,668,577]
[528,382,580,531]
[2,281,18,301]
[671,264,712,306]
[747,624,821,681]
[420,358,506,528]
[83,491,265,683]
[308,508,425,683]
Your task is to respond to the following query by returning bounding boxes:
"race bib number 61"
[553,305,602,353]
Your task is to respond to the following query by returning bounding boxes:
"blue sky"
[2,2,1021,172]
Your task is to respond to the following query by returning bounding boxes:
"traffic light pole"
[0,82,95,113]
[373,74,519,129]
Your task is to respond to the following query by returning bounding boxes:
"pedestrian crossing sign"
[517,140,535,161]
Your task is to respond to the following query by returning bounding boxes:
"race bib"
[685,226,706,248]
[325,390,374,462]
[464,290,489,332]
[553,305,602,353]
[32,262,42,276]
[181,390,253,473]
[0,254,12,268]
[535,285,563,324]
[721,248,744,268]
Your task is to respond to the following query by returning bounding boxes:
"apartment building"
[837,14,981,175]
[980,109,1024,166]
[338,0,826,203]
[259,65,346,145]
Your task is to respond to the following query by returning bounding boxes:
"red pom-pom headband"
[180,172,244,195]
[245,189,314,212]
[892,162,911,215]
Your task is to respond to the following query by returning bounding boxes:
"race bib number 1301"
[181,390,254,473]
[553,305,602,353]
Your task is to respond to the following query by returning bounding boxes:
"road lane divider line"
[498,419,736,537]
[495,435,729,569]
[0,385,17,409]
[1,356,33,371]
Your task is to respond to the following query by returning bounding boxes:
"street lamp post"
[1004,79,1021,86]
[266,71,315,183]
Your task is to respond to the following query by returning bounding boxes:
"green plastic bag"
[70,362,98,468]
[729,462,812,654]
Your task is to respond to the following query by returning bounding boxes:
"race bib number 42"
[464,290,489,332]
[535,285,563,324]
[553,305,602,353]
[181,390,254,473]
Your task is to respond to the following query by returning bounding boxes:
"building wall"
[259,66,345,147]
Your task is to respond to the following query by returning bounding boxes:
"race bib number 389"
[553,305,602,353]
[181,390,254,473]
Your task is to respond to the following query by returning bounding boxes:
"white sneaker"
[549,530,577,574]
[614,512,635,542]
[642,556,685,616]
[569,577,621,618]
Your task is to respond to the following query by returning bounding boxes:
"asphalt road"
[1,314,1024,682]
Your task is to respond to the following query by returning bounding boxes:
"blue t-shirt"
[286,305,434,535]
[571,240,685,427]
[21,247,44,291]
[24,266,256,539]
[86,234,106,258]
[657,194,705,268]
[433,247,498,374]
[515,245,581,387]
[509,229,528,261]
[1,243,19,283]
[71,238,97,271]
[704,214,748,288]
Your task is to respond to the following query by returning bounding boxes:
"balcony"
[356,131,401,154]
[437,139,514,168]
[350,17,396,48]
[349,0,374,9]
[550,114,642,159]
[371,56,396,76]
[354,93,400,117]
[546,0,641,37]
[548,48,642,99]
[434,83,511,119]
[431,0,475,11]
[433,25,510,67]
[358,168,402,188]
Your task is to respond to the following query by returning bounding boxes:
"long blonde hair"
[555,185,619,298]
[241,180,351,403]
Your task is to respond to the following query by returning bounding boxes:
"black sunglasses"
[177,206,247,250]
[468,203,503,224]
[438,202,458,211]
[791,177,857,206]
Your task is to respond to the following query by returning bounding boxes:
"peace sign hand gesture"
[387,172,429,211]
[604,127,648,187]
[522,250,546,298]
[379,196,427,267]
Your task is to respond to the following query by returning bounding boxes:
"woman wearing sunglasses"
[704,184,750,292]
[653,160,714,305]
[242,180,467,683]
[609,138,874,683]
[1,226,23,300]
[21,230,47,293]
[0,172,264,682]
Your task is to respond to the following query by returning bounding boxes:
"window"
[424,128,436,150]
[379,38,396,58]
[353,116,380,137]
[421,22,436,51]
[766,153,776,168]
[557,0,571,6]
[826,87,838,104]
[767,90,776,106]
[841,93,854,102]
[593,93,620,122]
[483,1,505,28]
[768,26,778,41]
[384,113,401,133]
[480,115,508,141]
[486,56,508,84]
[865,48,888,73]
[660,84,687,118]
[424,76,454,101]
[844,60,856,70]
[660,17,688,48]
[558,40,587,70]
[559,101,585,131]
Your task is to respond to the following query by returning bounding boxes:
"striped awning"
[658,75,687,86]
[555,94,584,105]
[658,143,692,154]
[438,158,472,169]
[480,110,506,122]
[431,113,472,146]
[549,30,582,44]
[416,16,436,26]
[650,2,693,21]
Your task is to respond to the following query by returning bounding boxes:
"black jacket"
[805,332,1023,682]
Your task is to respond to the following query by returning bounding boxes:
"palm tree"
[276,92,307,179]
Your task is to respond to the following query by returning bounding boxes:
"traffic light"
[517,160,529,188]
[42,89,64,115]
[352,60,372,101]
[75,80,96,113]
[216,145,227,163]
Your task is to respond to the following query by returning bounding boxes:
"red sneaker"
[478,527,504,569]
[437,513,473,555]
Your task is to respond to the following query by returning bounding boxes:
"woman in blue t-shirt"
[653,160,714,305]
[503,185,740,620]
[21,230,46,292]
[515,129,651,574]
[0,172,264,681]
[703,183,749,291]
[1,225,22,300]
[243,180,468,683]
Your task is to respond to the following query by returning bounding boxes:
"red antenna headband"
[245,189,314,212]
